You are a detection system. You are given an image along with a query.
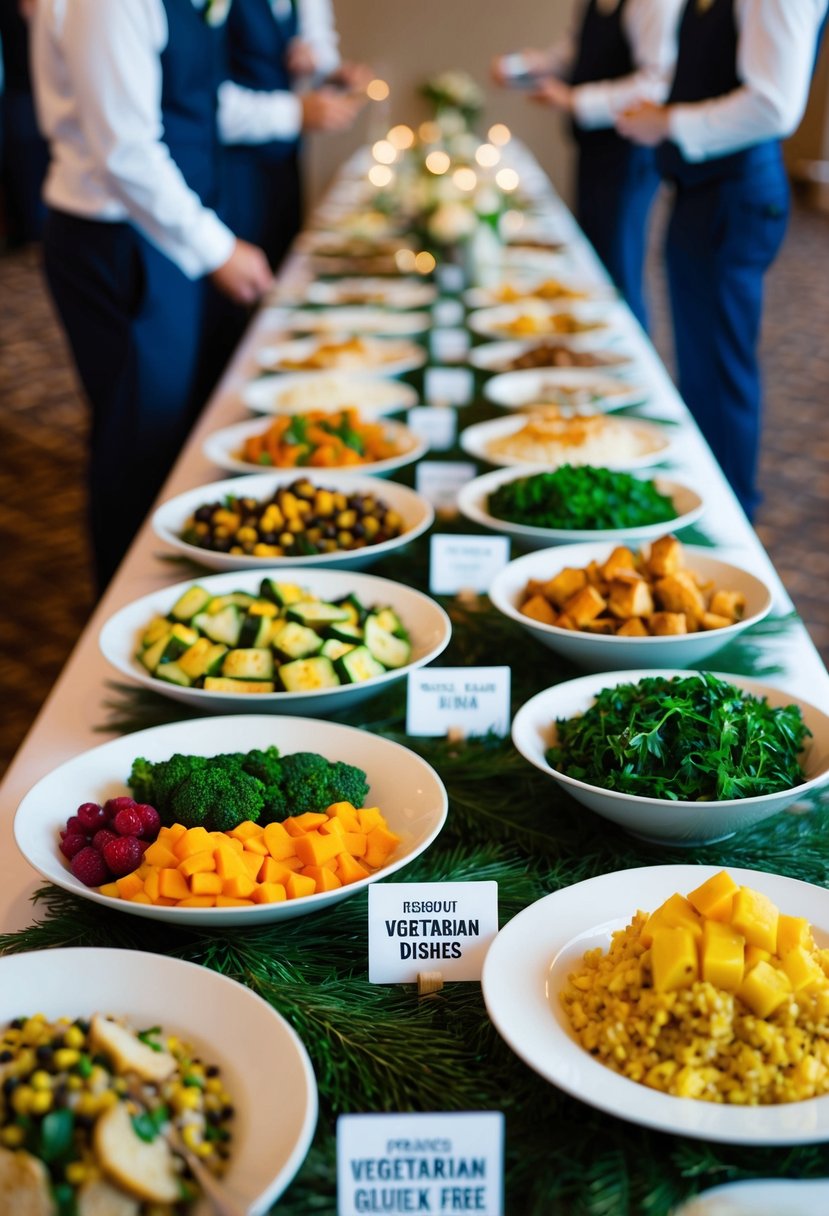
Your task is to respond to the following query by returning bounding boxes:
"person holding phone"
[618,0,828,519]
[493,0,684,330]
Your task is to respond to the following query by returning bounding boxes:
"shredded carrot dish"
[238,409,408,468]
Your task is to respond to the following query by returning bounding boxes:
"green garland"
[2,336,824,1213]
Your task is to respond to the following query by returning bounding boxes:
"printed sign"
[406,667,511,738]
[368,881,499,984]
[429,534,509,595]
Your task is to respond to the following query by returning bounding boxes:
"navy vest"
[159,0,225,206]
[570,0,633,150]
[225,0,299,155]
[658,0,781,184]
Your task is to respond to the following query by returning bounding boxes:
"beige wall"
[305,0,576,208]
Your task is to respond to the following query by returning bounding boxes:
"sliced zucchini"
[155,661,193,687]
[178,639,228,680]
[260,579,306,607]
[169,585,212,622]
[139,632,173,673]
[334,593,369,626]
[238,612,273,648]
[286,600,350,628]
[334,645,387,684]
[141,616,174,649]
[320,638,355,661]
[364,615,411,669]
[246,598,279,618]
[279,656,340,692]
[324,621,364,644]
[203,676,276,693]
[221,648,275,680]
[271,621,324,660]
[152,623,199,668]
[192,604,243,647]
[205,592,255,613]
[374,607,407,638]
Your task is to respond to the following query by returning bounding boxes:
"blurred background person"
[222,0,370,271]
[619,0,829,519]
[0,0,48,246]
[492,0,684,330]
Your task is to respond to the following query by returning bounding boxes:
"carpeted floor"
[1,194,828,778]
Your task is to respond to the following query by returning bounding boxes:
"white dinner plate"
[241,372,419,417]
[202,416,427,478]
[464,278,614,310]
[304,278,437,309]
[482,865,829,1145]
[467,300,616,341]
[675,1179,829,1215]
[282,306,432,337]
[0,947,317,1212]
[459,413,671,470]
[467,338,635,374]
[482,367,649,412]
[254,336,427,379]
[15,715,449,924]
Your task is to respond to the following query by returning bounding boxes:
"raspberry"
[92,828,119,853]
[102,836,145,877]
[60,833,90,860]
[133,804,161,840]
[64,815,85,836]
[70,846,111,887]
[103,796,136,821]
[112,807,144,837]
[76,802,107,831]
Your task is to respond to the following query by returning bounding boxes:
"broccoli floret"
[127,753,209,821]
[276,752,369,818]
[168,767,265,833]
[241,746,283,786]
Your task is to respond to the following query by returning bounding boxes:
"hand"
[616,101,671,146]
[285,38,318,77]
[326,61,375,95]
[208,240,273,305]
[18,0,37,19]
[530,77,574,114]
[300,88,364,132]
[492,48,552,87]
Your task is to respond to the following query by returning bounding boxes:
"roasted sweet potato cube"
[700,611,733,631]
[608,576,654,620]
[563,584,607,627]
[585,560,607,590]
[541,566,587,608]
[650,612,688,635]
[709,589,746,621]
[616,617,648,637]
[654,572,706,624]
[600,546,636,581]
[582,617,618,634]
[647,534,683,577]
[520,594,557,625]
[553,612,577,631]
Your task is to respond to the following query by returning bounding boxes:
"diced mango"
[228,820,261,842]
[687,870,738,922]
[303,865,343,893]
[159,823,186,844]
[99,882,120,899]
[173,827,213,861]
[641,894,702,947]
[222,874,256,900]
[358,807,383,833]
[285,872,317,900]
[177,896,217,908]
[364,825,402,869]
[287,812,328,834]
[214,844,249,879]
[190,871,223,896]
[745,944,772,970]
[650,927,699,992]
[701,920,745,991]
[143,841,179,869]
[115,872,144,900]
[737,959,792,1017]
[780,946,824,992]
[251,883,287,905]
[215,896,255,907]
[777,915,812,956]
[241,834,269,857]
[177,849,216,879]
[240,850,265,879]
[143,870,162,902]
[327,802,360,831]
[730,887,779,954]
[158,868,191,901]
[128,892,153,904]
[344,831,367,857]
[337,852,372,885]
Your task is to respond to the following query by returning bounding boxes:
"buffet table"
[2,142,829,1214]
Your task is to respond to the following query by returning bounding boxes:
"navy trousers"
[43,210,206,589]
[222,143,302,270]
[665,154,789,519]
[575,141,661,331]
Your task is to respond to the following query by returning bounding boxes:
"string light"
[387,124,415,150]
[395,249,418,272]
[418,121,441,143]
[414,251,437,274]
[366,79,390,101]
[475,143,501,168]
[488,123,512,146]
[425,150,451,175]
[368,164,394,188]
[452,167,478,192]
[371,140,397,165]
[495,167,520,192]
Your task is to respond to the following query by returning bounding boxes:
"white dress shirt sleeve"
[667,0,829,162]
[34,0,235,278]
[216,80,303,143]
[572,0,684,130]
[297,0,340,77]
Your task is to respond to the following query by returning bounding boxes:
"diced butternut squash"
[177,896,217,908]
[293,830,343,868]
[178,850,216,879]
[327,802,361,831]
[303,865,343,893]
[173,826,213,861]
[240,850,265,880]
[143,842,179,869]
[650,927,699,992]
[337,852,372,885]
[364,825,402,869]
[228,820,261,842]
[190,871,223,897]
[263,822,298,860]
[687,870,739,922]
[251,883,287,904]
[158,869,191,901]
[221,874,256,900]
[730,887,779,954]
[214,844,248,880]
[215,896,255,907]
[358,807,383,833]
[285,872,317,900]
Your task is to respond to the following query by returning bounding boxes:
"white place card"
[436,264,466,294]
[424,366,475,407]
[406,666,511,738]
[337,1111,504,1216]
[432,298,466,327]
[429,534,510,595]
[430,327,471,363]
[408,406,457,452]
[368,881,499,984]
[415,461,477,514]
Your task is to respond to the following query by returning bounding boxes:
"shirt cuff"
[666,105,709,163]
[180,211,237,279]
[571,84,615,131]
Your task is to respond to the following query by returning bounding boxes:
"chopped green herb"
[546,672,810,801]
[488,465,678,531]
[38,1109,75,1163]
[137,1026,163,1052]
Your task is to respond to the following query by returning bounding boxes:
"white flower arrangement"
[421,70,485,118]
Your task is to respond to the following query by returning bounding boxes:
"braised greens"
[546,672,810,800]
[488,465,678,530]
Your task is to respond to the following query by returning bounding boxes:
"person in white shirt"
[30,0,359,589]
[618,0,829,519]
[493,0,684,329]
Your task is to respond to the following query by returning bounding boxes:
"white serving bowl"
[467,300,616,341]
[152,470,434,572]
[511,670,829,845]
[241,372,419,417]
[489,543,773,671]
[483,366,648,412]
[0,947,317,1213]
[203,416,427,479]
[304,278,437,309]
[281,306,432,336]
[15,715,449,925]
[99,567,451,716]
[457,465,704,548]
[460,413,671,471]
[464,278,614,310]
[254,335,427,378]
[467,338,635,374]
